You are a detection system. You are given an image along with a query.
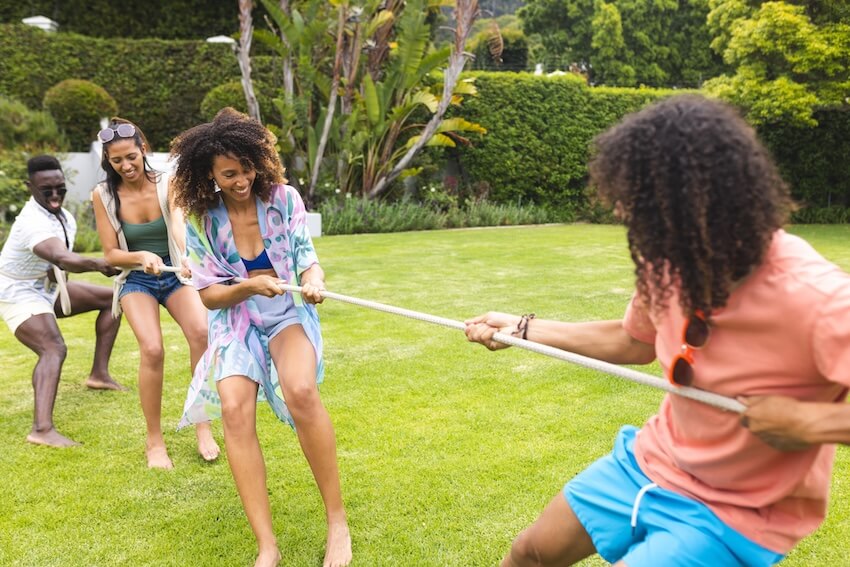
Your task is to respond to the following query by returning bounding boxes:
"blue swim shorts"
[563,426,785,567]
[119,255,184,305]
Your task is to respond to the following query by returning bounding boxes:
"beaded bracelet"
[514,313,536,340]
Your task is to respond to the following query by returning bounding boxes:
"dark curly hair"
[589,95,795,318]
[170,107,285,219]
[99,117,158,221]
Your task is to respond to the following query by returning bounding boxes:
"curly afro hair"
[170,107,285,219]
[589,95,795,318]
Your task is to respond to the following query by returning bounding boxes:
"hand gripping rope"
[139,264,743,413]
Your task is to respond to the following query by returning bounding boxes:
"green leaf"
[364,74,381,126]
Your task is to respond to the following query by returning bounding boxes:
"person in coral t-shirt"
[466,95,850,567]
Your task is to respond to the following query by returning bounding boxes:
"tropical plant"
[255,0,485,204]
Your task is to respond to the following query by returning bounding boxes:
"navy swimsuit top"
[241,249,274,271]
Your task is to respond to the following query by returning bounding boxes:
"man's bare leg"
[15,313,78,447]
[58,281,125,390]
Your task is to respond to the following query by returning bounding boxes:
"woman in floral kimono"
[170,108,351,567]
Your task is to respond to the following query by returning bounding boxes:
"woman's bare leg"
[218,375,280,567]
[269,325,351,567]
[120,293,171,469]
[165,286,220,461]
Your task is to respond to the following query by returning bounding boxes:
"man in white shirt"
[0,155,124,447]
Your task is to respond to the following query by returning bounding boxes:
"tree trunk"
[237,0,262,122]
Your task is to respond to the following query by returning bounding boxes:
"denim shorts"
[119,256,184,305]
[254,291,300,340]
[563,426,785,567]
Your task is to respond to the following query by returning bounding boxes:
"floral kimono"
[178,184,323,429]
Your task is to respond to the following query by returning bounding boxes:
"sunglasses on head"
[668,310,710,387]
[98,123,136,143]
[40,187,68,197]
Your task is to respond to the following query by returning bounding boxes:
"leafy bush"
[200,81,280,126]
[0,95,68,221]
[0,0,252,40]
[0,24,249,150]
[0,95,66,149]
[43,79,118,150]
[790,207,850,225]
[318,194,575,235]
[66,201,102,252]
[469,27,529,72]
[450,72,672,209]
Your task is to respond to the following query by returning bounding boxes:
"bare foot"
[26,428,81,447]
[254,547,281,567]
[195,422,221,462]
[323,520,352,567]
[146,444,174,470]
[85,375,128,391]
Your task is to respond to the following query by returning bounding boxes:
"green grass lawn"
[1,224,848,566]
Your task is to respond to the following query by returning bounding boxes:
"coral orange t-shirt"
[622,230,850,553]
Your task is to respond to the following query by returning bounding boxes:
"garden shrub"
[0,95,67,221]
[0,95,65,150]
[200,80,280,127]
[469,27,529,72]
[450,72,671,211]
[43,79,118,150]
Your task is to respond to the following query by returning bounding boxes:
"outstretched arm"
[32,237,117,276]
[464,312,656,365]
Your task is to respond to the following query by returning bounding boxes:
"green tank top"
[121,216,170,257]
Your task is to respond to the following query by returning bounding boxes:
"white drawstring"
[630,482,658,534]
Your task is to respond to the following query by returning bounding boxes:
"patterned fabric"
[0,198,77,304]
[178,184,323,429]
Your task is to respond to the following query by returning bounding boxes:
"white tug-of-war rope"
[280,282,745,414]
[138,265,744,413]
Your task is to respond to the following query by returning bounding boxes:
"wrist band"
[514,313,536,340]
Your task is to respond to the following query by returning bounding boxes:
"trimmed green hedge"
[0,1,245,40]
[452,72,850,214]
[0,24,248,150]
[451,72,672,208]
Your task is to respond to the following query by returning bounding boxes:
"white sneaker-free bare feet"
[195,422,220,462]
[27,428,81,447]
[85,375,128,391]
[145,444,173,469]
[254,546,281,567]
[323,520,352,567]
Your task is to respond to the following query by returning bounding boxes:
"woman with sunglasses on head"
[91,118,220,469]
[466,95,850,567]
[169,108,350,567]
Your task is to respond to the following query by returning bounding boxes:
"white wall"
[59,148,321,237]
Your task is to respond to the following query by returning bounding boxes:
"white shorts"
[0,299,56,334]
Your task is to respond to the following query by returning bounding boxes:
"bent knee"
[221,400,256,435]
[283,382,320,412]
[138,342,165,365]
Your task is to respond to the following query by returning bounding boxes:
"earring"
[213,180,222,193]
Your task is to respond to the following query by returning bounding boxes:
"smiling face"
[211,153,256,205]
[27,169,67,214]
[105,138,146,183]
